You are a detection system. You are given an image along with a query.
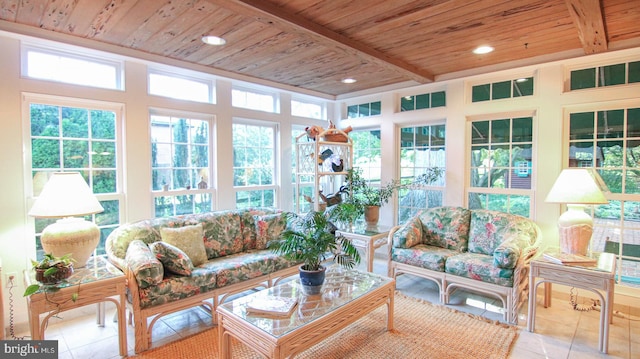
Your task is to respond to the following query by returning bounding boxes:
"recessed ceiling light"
[341,78,357,84]
[201,35,226,46]
[473,45,494,54]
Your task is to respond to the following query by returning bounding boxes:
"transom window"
[292,99,324,119]
[23,45,122,90]
[570,60,640,90]
[233,121,277,208]
[471,77,534,102]
[26,96,123,258]
[400,91,446,111]
[148,70,214,104]
[150,112,214,217]
[468,116,534,217]
[347,101,381,119]
[232,88,278,113]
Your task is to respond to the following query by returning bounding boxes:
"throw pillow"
[149,241,194,276]
[254,213,288,249]
[160,224,207,267]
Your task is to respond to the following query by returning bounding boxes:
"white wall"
[1,28,639,334]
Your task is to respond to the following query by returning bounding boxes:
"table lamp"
[545,168,609,255]
[28,172,104,267]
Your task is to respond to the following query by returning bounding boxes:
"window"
[232,88,278,113]
[292,125,313,213]
[400,91,446,111]
[23,45,122,90]
[566,105,640,288]
[570,60,640,90]
[471,77,534,102]
[398,125,446,222]
[468,116,534,217]
[233,121,277,208]
[292,99,324,119]
[148,71,214,104]
[347,101,381,119]
[352,129,382,183]
[27,97,123,259]
[151,112,213,217]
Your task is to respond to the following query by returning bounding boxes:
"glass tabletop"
[218,266,393,338]
[337,224,390,236]
[26,255,124,292]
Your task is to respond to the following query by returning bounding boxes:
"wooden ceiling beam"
[215,0,434,83]
[565,0,608,54]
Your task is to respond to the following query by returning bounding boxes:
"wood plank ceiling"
[0,0,639,97]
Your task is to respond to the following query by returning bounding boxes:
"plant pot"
[364,205,380,226]
[299,264,326,295]
[35,265,73,285]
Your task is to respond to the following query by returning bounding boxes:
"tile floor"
[10,249,640,358]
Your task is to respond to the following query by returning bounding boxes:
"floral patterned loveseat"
[105,208,299,353]
[387,206,541,324]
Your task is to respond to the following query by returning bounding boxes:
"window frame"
[232,118,280,209]
[397,124,447,223]
[21,43,124,90]
[466,111,536,218]
[23,93,125,259]
[150,108,216,217]
[232,86,280,113]
[148,68,215,104]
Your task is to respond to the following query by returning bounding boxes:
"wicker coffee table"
[216,267,395,359]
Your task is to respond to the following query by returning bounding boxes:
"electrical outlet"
[5,272,17,287]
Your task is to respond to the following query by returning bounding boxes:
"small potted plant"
[268,211,361,294]
[24,253,75,297]
[334,167,443,226]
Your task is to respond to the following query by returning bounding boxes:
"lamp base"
[558,224,592,256]
[40,217,100,268]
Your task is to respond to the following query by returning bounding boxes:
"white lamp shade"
[29,172,104,218]
[545,168,609,205]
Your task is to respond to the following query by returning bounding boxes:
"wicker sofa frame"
[387,206,541,324]
[105,208,299,353]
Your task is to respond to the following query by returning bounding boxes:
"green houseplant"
[333,167,444,225]
[24,253,77,301]
[268,211,361,293]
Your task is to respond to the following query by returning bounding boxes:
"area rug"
[130,292,519,359]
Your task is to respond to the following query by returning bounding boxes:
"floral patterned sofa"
[105,208,298,353]
[387,206,541,324]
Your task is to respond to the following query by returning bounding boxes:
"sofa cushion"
[137,267,218,309]
[445,252,514,287]
[392,216,423,248]
[199,250,299,288]
[160,224,207,266]
[194,211,245,258]
[391,244,457,272]
[254,213,288,249]
[126,240,164,289]
[468,210,535,256]
[238,208,279,250]
[418,206,471,251]
[149,241,194,276]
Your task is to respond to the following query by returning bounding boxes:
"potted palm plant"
[268,211,361,294]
